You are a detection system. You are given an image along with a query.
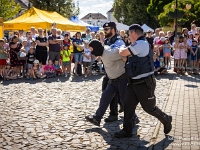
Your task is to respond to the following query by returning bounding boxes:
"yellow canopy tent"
[4,7,86,32]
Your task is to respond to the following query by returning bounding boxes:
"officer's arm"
[119,47,131,56]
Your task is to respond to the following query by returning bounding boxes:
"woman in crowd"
[72,32,84,76]
[95,33,101,41]
[35,28,48,74]
[124,34,131,47]
[9,36,25,77]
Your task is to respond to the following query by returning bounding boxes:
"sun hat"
[33,60,39,64]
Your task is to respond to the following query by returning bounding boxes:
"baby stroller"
[91,60,105,73]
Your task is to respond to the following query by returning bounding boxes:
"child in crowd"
[82,40,91,77]
[0,39,7,79]
[163,38,172,69]
[153,53,167,75]
[4,62,17,80]
[44,59,56,78]
[22,40,30,54]
[60,44,71,77]
[31,60,40,79]
[189,40,198,74]
[173,37,181,73]
[31,40,36,53]
[54,60,62,76]
[26,47,36,70]
[181,37,188,74]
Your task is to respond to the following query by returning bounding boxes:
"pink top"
[44,65,56,71]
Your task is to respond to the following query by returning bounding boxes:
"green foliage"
[147,0,173,17]
[29,0,79,18]
[113,0,159,29]
[0,0,21,21]
[158,0,198,28]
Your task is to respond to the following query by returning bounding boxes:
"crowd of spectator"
[0,23,200,82]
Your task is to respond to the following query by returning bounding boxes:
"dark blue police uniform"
[114,24,172,138]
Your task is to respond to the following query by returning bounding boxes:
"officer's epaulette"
[117,36,122,39]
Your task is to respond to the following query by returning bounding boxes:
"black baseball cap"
[129,24,143,32]
[103,21,116,28]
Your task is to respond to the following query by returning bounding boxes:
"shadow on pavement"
[85,123,150,150]
[148,135,174,150]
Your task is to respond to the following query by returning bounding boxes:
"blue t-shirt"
[154,59,160,69]
[163,44,171,53]
[191,45,198,53]
[54,64,60,69]
[73,38,83,53]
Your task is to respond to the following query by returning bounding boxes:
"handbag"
[11,49,26,61]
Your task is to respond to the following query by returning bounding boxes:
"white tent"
[116,22,129,31]
[142,24,154,32]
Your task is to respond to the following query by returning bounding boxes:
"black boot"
[104,115,118,122]
[153,106,172,134]
[85,115,100,126]
[114,130,132,138]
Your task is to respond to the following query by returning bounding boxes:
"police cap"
[103,21,116,28]
[129,24,143,32]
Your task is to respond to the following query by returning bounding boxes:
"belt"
[129,74,155,85]
[109,73,127,83]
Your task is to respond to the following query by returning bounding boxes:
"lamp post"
[170,1,191,37]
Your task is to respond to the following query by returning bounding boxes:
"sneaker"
[165,65,167,69]
[65,74,68,77]
[114,130,132,138]
[85,115,100,126]
[104,115,118,122]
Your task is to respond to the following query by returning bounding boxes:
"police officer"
[114,24,172,138]
[101,22,139,124]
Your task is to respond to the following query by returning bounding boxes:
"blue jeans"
[93,77,127,121]
[73,53,83,62]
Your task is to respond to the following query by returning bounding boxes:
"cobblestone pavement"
[0,74,174,150]
[152,74,200,150]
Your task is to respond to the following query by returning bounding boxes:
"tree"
[147,0,173,17]
[0,0,21,21]
[158,0,198,28]
[29,0,79,18]
[113,0,159,29]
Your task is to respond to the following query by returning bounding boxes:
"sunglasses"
[104,27,112,31]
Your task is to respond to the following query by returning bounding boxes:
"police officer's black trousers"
[102,75,119,116]
[123,75,171,133]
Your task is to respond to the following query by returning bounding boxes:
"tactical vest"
[125,37,154,78]
[104,34,121,46]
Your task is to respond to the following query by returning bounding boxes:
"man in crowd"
[48,28,62,62]
[114,24,172,138]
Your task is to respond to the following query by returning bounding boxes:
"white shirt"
[83,47,91,62]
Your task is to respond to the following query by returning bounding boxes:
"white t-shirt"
[83,47,91,62]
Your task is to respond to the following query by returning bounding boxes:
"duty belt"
[108,73,127,84]
[129,74,155,85]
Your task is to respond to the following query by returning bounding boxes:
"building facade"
[81,13,107,27]
[107,8,117,22]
